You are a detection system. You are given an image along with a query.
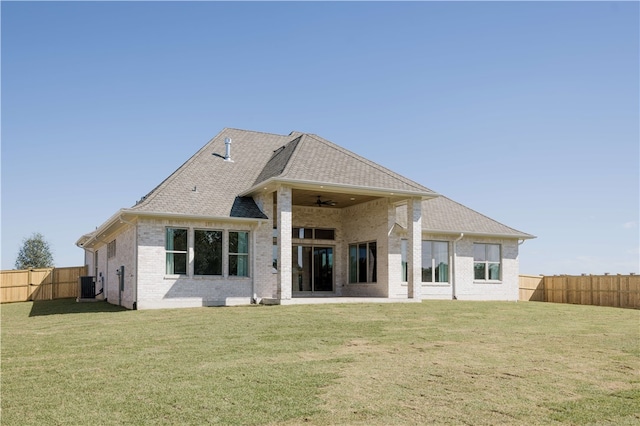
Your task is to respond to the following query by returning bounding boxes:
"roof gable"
[252,133,435,195]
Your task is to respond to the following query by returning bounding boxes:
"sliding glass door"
[292,245,333,293]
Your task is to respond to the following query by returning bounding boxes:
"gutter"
[77,209,264,249]
[421,228,536,240]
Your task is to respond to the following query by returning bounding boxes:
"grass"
[1,299,638,425]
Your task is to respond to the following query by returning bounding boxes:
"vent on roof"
[224,137,233,162]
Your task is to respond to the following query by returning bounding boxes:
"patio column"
[407,197,422,299]
[277,185,292,300]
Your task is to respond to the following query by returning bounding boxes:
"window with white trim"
[473,243,501,281]
[166,228,187,275]
[229,231,249,277]
[422,241,449,283]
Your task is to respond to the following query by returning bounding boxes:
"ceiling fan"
[315,196,336,207]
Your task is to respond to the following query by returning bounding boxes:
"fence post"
[28,269,32,301]
[617,274,622,308]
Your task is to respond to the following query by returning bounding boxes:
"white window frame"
[422,240,450,284]
[473,243,501,282]
[228,231,250,277]
[166,227,188,275]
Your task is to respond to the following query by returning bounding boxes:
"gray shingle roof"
[133,128,436,219]
[129,128,532,239]
[253,136,301,186]
[132,128,294,218]
[419,196,534,238]
[270,134,435,194]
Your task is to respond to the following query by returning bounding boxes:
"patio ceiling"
[291,188,379,209]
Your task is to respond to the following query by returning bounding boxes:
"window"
[229,231,249,276]
[293,228,313,239]
[349,241,377,283]
[474,243,501,281]
[401,239,408,282]
[107,240,116,259]
[292,227,335,240]
[422,241,449,283]
[314,228,335,240]
[166,228,187,275]
[194,230,222,275]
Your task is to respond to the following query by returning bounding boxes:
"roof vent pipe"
[224,137,234,162]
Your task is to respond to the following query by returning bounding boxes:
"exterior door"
[292,245,333,293]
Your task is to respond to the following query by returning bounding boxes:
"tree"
[15,232,54,269]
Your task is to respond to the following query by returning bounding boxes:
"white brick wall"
[341,199,390,297]
[136,218,257,309]
[454,237,520,301]
[253,192,277,299]
[390,228,521,301]
[276,186,292,300]
[86,192,521,309]
[83,224,137,308]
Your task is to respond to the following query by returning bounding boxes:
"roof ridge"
[224,127,291,138]
[302,134,433,193]
[252,135,302,186]
[278,133,307,178]
[437,195,534,237]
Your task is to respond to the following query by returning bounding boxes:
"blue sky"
[2,1,638,275]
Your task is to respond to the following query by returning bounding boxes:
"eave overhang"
[76,209,265,250]
[393,222,536,240]
[241,177,439,200]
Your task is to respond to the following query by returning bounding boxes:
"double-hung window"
[349,241,377,283]
[422,241,449,283]
[474,243,501,281]
[166,228,188,275]
[229,231,249,276]
[194,230,223,275]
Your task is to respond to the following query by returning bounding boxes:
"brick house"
[76,128,534,309]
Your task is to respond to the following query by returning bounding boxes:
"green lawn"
[1,299,638,425]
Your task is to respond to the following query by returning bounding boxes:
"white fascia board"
[420,228,536,240]
[241,177,438,199]
[130,210,264,224]
[393,222,535,240]
[77,209,265,249]
[76,209,129,248]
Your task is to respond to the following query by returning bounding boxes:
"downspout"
[251,221,261,303]
[119,215,138,309]
[452,233,464,300]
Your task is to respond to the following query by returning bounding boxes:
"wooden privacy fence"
[0,266,87,303]
[519,274,640,309]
